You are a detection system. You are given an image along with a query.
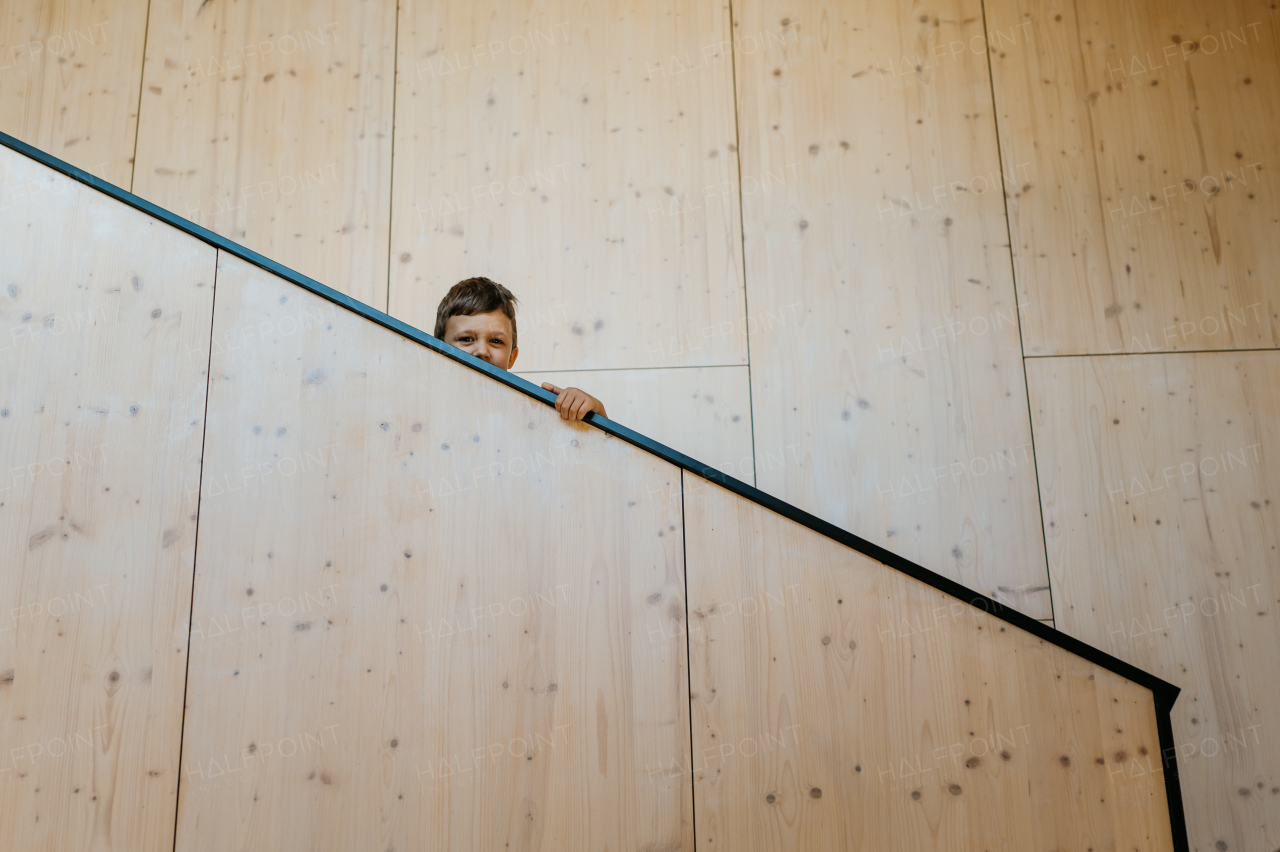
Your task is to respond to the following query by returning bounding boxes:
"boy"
[434,277,607,422]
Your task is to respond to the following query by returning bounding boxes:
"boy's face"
[442,310,519,370]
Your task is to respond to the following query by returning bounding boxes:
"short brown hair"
[434,277,519,347]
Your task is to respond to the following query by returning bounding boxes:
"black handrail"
[0,129,1188,850]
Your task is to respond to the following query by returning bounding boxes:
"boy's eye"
[490,338,504,346]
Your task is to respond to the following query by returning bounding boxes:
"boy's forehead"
[446,310,512,335]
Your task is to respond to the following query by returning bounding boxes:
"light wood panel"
[0,146,214,849]
[519,365,756,481]
[132,2,395,305]
[682,472,1174,852]
[1027,352,1280,852]
[176,253,693,851]
[988,0,1280,354]
[389,0,747,371]
[0,1,146,187]
[733,0,1049,617]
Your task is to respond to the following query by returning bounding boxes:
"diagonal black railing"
[0,128,1189,851]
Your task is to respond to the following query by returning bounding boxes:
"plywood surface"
[388,0,747,371]
[519,365,755,482]
[175,253,693,851]
[132,1,395,305]
[732,0,1049,617]
[988,0,1280,354]
[682,472,1173,852]
[1027,351,1279,852]
[0,146,215,850]
[0,0,146,187]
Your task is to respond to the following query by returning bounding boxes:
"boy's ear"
[507,346,518,370]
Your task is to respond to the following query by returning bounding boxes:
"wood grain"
[1027,351,1280,852]
[0,0,145,187]
[732,0,1050,617]
[175,252,693,851]
[519,365,755,482]
[0,145,215,851]
[683,471,1174,852]
[132,1,395,305]
[388,0,747,370]
[988,0,1280,354]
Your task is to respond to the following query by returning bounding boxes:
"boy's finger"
[541,382,564,395]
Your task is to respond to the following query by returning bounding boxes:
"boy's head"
[434,277,519,370]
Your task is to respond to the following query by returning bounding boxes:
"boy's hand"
[540,383,607,421]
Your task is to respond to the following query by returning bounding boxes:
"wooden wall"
[2,0,1277,847]
[988,0,1279,355]
[990,3,1280,848]
[0,146,214,850]
[132,0,396,306]
[730,0,1048,618]
[0,148,1183,846]
[179,255,694,851]
[522,365,755,479]
[387,0,747,374]
[1027,352,1279,852]
[0,0,146,186]
[684,473,1172,852]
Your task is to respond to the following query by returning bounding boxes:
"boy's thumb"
[541,382,563,395]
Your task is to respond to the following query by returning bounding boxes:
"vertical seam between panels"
[978,0,1056,627]
[680,469,699,850]
[129,0,155,193]
[726,0,758,487]
[169,248,221,851]
[385,0,403,314]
